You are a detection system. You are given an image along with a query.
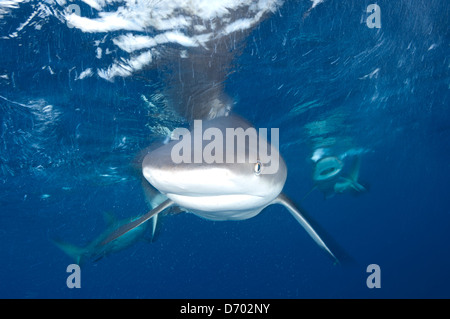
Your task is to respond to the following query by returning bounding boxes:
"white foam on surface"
[76,68,93,80]
[1,0,285,81]
[64,0,284,80]
[310,0,325,10]
[97,50,153,80]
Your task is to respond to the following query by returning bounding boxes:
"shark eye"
[254,161,262,175]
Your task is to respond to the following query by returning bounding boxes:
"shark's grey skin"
[103,115,337,261]
[143,115,286,220]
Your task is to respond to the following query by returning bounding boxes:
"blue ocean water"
[0,0,449,299]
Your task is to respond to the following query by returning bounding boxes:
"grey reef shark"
[54,2,340,264]
[100,115,339,263]
[53,115,339,264]
[52,210,156,265]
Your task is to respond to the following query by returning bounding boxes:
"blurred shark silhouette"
[303,155,367,201]
[52,183,167,265]
[52,211,152,265]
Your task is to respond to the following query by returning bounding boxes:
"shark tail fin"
[52,239,84,265]
[275,193,338,263]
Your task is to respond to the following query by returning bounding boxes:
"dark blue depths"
[0,0,449,298]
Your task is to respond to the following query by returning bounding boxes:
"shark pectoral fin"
[349,155,361,182]
[100,199,175,247]
[338,177,366,193]
[274,193,338,263]
[351,181,366,192]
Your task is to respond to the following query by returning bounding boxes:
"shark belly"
[165,193,270,221]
